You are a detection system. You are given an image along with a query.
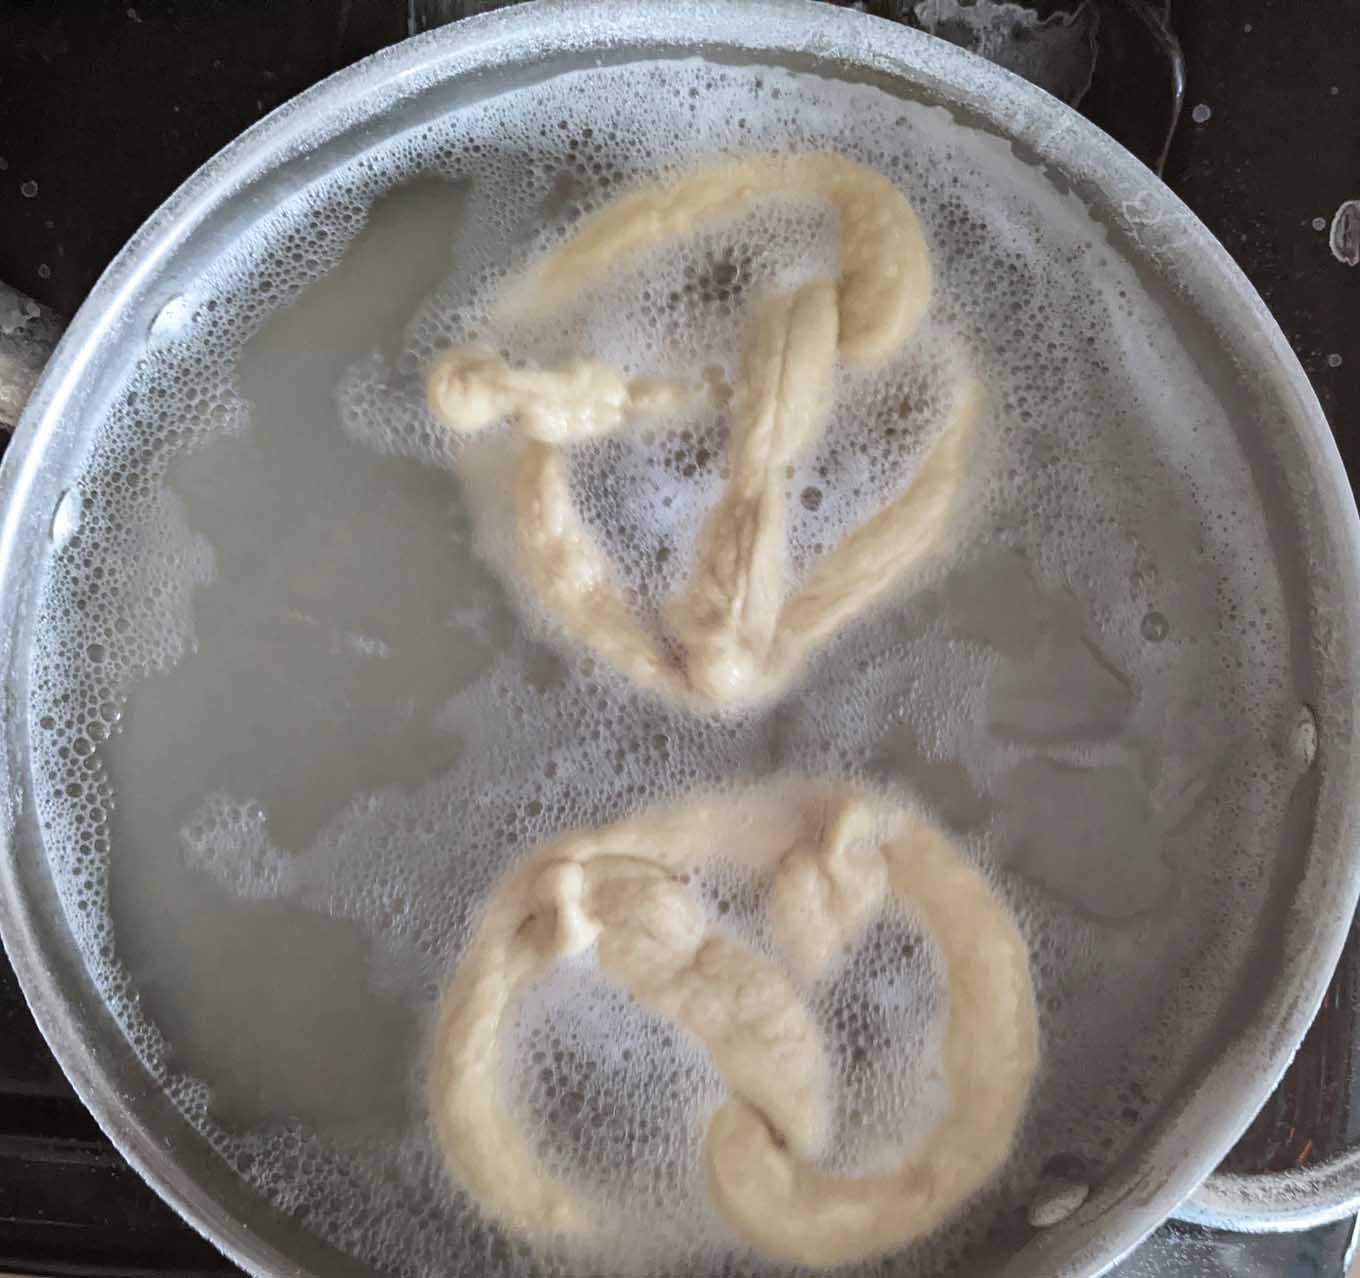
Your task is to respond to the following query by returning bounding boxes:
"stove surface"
[0,2,1356,1275]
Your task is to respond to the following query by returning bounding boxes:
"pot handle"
[0,281,65,433]
[1177,1152,1360,1234]
[1176,918,1360,1233]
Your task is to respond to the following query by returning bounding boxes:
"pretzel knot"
[428,782,1038,1268]
[427,153,982,709]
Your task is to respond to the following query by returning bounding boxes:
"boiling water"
[27,55,1308,1278]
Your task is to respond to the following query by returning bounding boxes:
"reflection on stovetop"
[0,1,1357,1276]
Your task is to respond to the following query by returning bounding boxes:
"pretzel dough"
[427,345,687,444]
[427,153,980,709]
[428,785,829,1237]
[710,798,1040,1267]
[424,154,1021,1266]
[669,282,840,703]
[428,782,1038,1267]
[504,153,933,366]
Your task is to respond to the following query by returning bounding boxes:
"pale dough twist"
[427,345,687,445]
[669,282,840,703]
[426,153,980,708]
[506,154,932,366]
[719,791,1040,1267]
[428,782,1038,1268]
[428,786,828,1236]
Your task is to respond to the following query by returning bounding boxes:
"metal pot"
[2,3,1359,1274]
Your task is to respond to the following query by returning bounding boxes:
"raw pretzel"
[428,781,1038,1267]
[427,153,979,708]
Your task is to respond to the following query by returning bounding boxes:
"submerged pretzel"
[719,792,1039,1266]
[427,781,1038,1268]
[427,153,980,708]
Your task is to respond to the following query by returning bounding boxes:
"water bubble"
[50,488,83,549]
[1290,705,1318,769]
[148,294,193,340]
[1329,200,1360,267]
[1191,103,1212,125]
[1027,1177,1090,1227]
[1140,610,1169,642]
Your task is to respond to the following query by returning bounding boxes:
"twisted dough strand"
[428,153,976,709]
[429,793,830,1239]
[513,440,688,701]
[426,345,686,444]
[670,281,840,703]
[716,792,1040,1267]
[509,154,932,366]
[770,376,981,680]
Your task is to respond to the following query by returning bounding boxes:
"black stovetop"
[0,2,1357,1275]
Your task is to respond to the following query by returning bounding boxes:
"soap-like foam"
[25,54,1308,1278]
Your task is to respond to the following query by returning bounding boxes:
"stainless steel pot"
[2,3,1359,1275]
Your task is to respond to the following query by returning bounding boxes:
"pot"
[2,3,1359,1275]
